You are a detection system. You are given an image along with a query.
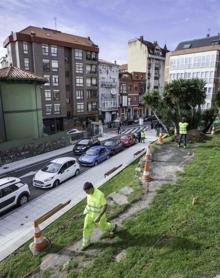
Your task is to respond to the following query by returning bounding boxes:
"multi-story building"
[165,34,220,109]
[119,71,146,121]
[128,36,168,93]
[98,59,119,123]
[119,64,128,73]
[3,26,99,133]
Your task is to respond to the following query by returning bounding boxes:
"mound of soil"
[184,129,208,143]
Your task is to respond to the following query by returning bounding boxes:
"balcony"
[101,82,117,88]
[101,101,118,111]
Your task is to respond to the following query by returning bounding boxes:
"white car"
[0,177,30,214]
[33,157,80,189]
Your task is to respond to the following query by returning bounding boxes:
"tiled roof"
[0,66,46,83]
[119,64,128,70]
[142,40,168,57]
[20,26,97,48]
[175,35,220,50]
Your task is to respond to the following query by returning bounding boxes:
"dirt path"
[30,144,193,278]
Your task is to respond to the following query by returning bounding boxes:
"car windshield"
[121,135,128,140]
[86,149,98,156]
[41,162,61,173]
[78,139,90,145]
[104,140,115,146]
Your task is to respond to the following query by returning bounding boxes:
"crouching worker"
[82,182,117,250]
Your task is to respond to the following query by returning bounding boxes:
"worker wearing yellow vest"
[82,182,117,250]
[178,117,189,148]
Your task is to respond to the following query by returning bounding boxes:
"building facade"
[119,72,146,122]
[128,36,168,93]
[98,59,119,123]
[3,26,99,133]
[165,35,220,109]
[0,66,45,142]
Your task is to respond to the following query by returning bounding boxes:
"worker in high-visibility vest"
[82,182,117,250]
[178,117,189,148]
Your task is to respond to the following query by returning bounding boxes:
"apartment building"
[128,36,168,93]
[3,26,99,133]
[165,34,220,110]
[98,59,119,123]
[119,71,146,121]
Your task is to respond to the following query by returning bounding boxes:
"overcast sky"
[0,0,220,64]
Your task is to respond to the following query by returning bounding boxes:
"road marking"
[19,171,37,178]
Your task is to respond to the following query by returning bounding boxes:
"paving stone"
[115,249,127,262]
[107,192,129,205]
[118,186,134,195]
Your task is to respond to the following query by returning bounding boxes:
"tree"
[144,79,207,133]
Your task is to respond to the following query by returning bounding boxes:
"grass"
[0,160,141,278]
[67,135,220,278]
[2,134,220,278]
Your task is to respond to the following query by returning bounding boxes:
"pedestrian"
[141,130,145,143]
[82,182,117,250]
[178,117,189,148]
[137,130,141,143]
[117,122,121,134]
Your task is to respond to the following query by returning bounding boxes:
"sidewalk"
[0,129,157,261]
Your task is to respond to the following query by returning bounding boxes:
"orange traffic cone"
[142,159,151,183]
[29,222,50,256]
[145,146,152,161]
[158,133,163,144]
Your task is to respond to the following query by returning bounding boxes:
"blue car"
[78,146,110,167]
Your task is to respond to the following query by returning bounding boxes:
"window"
[1,185,17,197]
[52,75,59,86]
[51,45,57,56]
[75,49,83,60]
[91,52,97,60]
[53,90,60,101]
[76,76,83,86]
[43,59,50,72]
[24,58,29,70]
[88,102,97,112]
[92,77,97,86]
[51,60,58,72]
[65,71,70,77]
[76,90,84,99]
[45,90,51,101]
[77,103,84,112]
[86,78,91,87]
[86,64,91,74]
[76,63,83,73]
[44,75,50,86]
[87,90,97,98]
[42,44,49,55]
[23,42,28,54]
[121,84,127,93]
[182,43,192,49]
[86,51,91,60]
[54,104,61,114]
[45,104,52,115]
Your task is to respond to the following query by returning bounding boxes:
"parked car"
[73,138,100,155]
[120,134,136,147]
[103,138,124,155]
[67,128,80,134]
[0,177,30,213]
[78,145,110,167]
[33,157,80,189]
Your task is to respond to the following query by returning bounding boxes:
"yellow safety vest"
[179,122,188,134]
[84,188,106,217]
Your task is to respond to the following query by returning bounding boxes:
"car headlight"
[44,177,54,182]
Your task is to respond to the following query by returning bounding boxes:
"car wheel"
[17,194,29,206]
[107,155,110,159]
[94,160,98,166]
[53,179,60,188]
[75,169,80,176]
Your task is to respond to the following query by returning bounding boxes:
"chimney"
[88,36,90,40]
[139,35,144,42]
[114,60,117,65]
